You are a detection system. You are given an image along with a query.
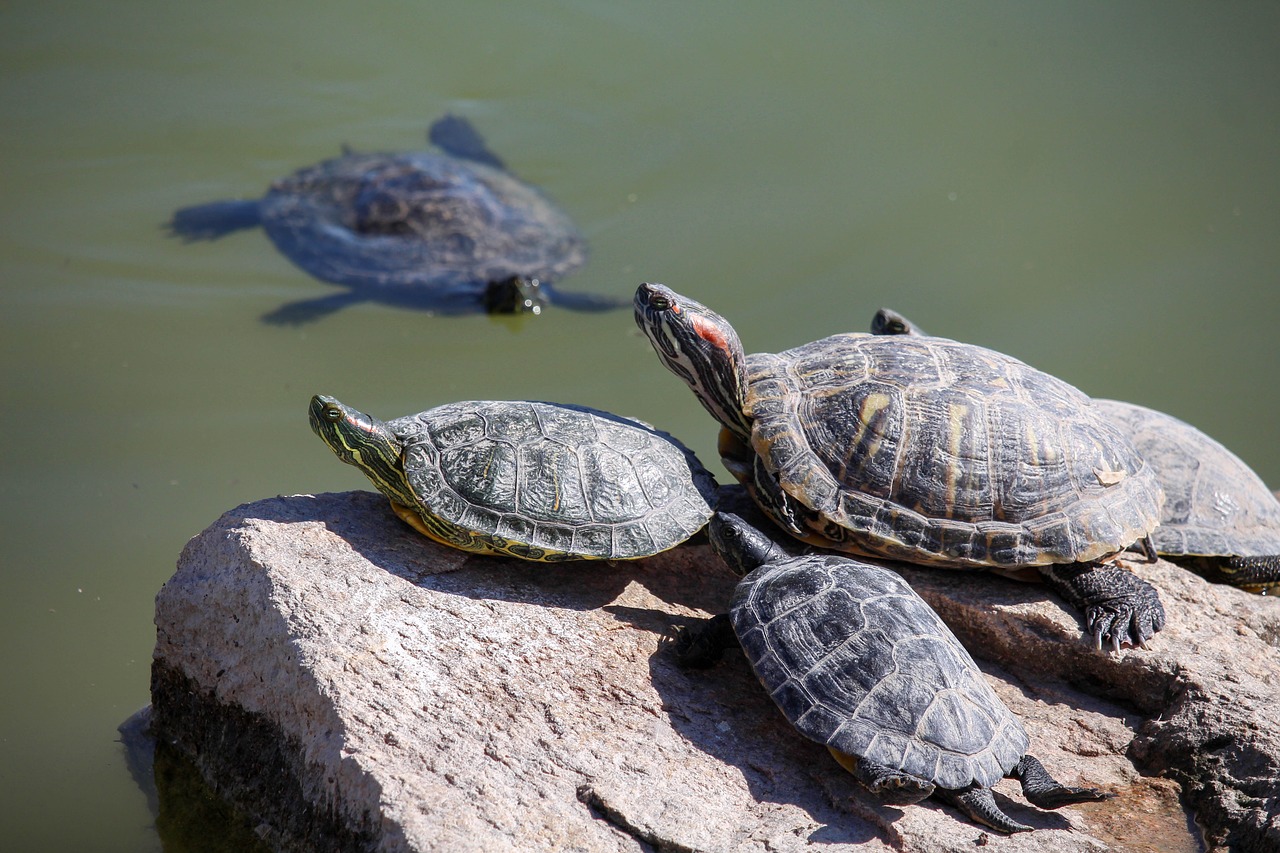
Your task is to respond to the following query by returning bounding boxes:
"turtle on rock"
[309,395,718,561]
[170,115,623,323]
[677,511,1108,833]
[634,283,1166,651]
[871,307,1280,594]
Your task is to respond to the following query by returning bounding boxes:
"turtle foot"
[938,785,1032,833]
[1038,562,1166,652]
[1012,754,1109,809]
[835,753,934,806]
[668,613,738,669]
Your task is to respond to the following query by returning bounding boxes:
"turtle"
[870,308,1280,594]
[677,511,1108,833]
[634,282,1166,651]
[170,115,623,323]
[309,395,718,561]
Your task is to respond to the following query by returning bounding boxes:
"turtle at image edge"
[871,306,1280,594]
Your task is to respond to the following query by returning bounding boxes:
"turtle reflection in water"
[170,115,623,323]
[871,307,1280,594]
[309,395,718,561]
[678,512,1108,833]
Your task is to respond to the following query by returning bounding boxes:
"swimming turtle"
[309,395,718,561]
[679,512,1107,833]
[871,308,1280,594]
[170,115,621,322]
[634,283,1166,650]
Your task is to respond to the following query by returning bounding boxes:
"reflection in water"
[119,708,273,853]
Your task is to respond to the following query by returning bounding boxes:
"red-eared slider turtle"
[170,115,622,323]
[635,283,1166,650]
[871,308,1280,594]
[680,512,1107,833]
[309,395,718,561]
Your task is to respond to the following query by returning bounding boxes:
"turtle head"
[708,512,788,576]
[309,395,417,507]
[633,283,752,442]
[870,307,925,337]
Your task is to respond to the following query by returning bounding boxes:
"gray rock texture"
[151,490,1280,852]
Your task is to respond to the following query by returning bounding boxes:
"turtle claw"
[1085,598,1161,652]
[1040,563,1166,653]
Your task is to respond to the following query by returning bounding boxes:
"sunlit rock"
[147,490,1278,852]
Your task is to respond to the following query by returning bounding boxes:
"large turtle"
[679,512,1107,833]
[309,395,718,561]
[872,308,1280,593]
[635,283,1166,650]
[170,115,622,323]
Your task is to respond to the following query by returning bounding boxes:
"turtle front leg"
[1009,754,1108,809]
[670,613,739,668]
[1038,562,1166,652]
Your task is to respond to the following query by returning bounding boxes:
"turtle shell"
[1095,399,1280,558]
[744,333,1163,568]
[388,401,718,561]
[259,150,585,294]
[731,552,1028,791]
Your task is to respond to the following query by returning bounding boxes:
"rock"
[149,491,1279,852]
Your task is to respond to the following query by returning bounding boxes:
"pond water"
[2,2,1277,849]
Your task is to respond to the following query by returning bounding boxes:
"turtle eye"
[649,294,669,310]
[323,405,344,422]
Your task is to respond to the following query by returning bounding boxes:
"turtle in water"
[871,308,1280,594]
[635,283,1166,651]
[309,395,718,561]
[678,512,1108,833]
[170,115,623,323]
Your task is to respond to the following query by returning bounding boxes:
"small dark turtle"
[309,395,718,561]
[635,283,1166,651]
[171,115,623,322]
[871,308,1280,594]
[680,512,1107,833]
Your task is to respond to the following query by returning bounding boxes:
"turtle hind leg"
[427,114,506,170]
[260,291,367,325]
[1038,561,1166,652]
[1181,554,1280,595]
[670,613,738,669]
[829,752,934,806]
[1011,754,1109,809]
[935,785,1032,834]
[167,200,262,240]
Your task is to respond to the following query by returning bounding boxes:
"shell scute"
[747,335,1162,567]
[731,553,1029,791]
[397,400,716,559]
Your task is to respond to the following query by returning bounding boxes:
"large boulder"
[149,491,1279,852]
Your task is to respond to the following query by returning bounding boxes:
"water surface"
[2,2,1278,849]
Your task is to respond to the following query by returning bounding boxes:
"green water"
[2,2,1278,849]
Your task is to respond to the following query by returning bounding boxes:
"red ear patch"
[691,315,730,352]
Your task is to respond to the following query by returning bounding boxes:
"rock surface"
[150,491,1280,852]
